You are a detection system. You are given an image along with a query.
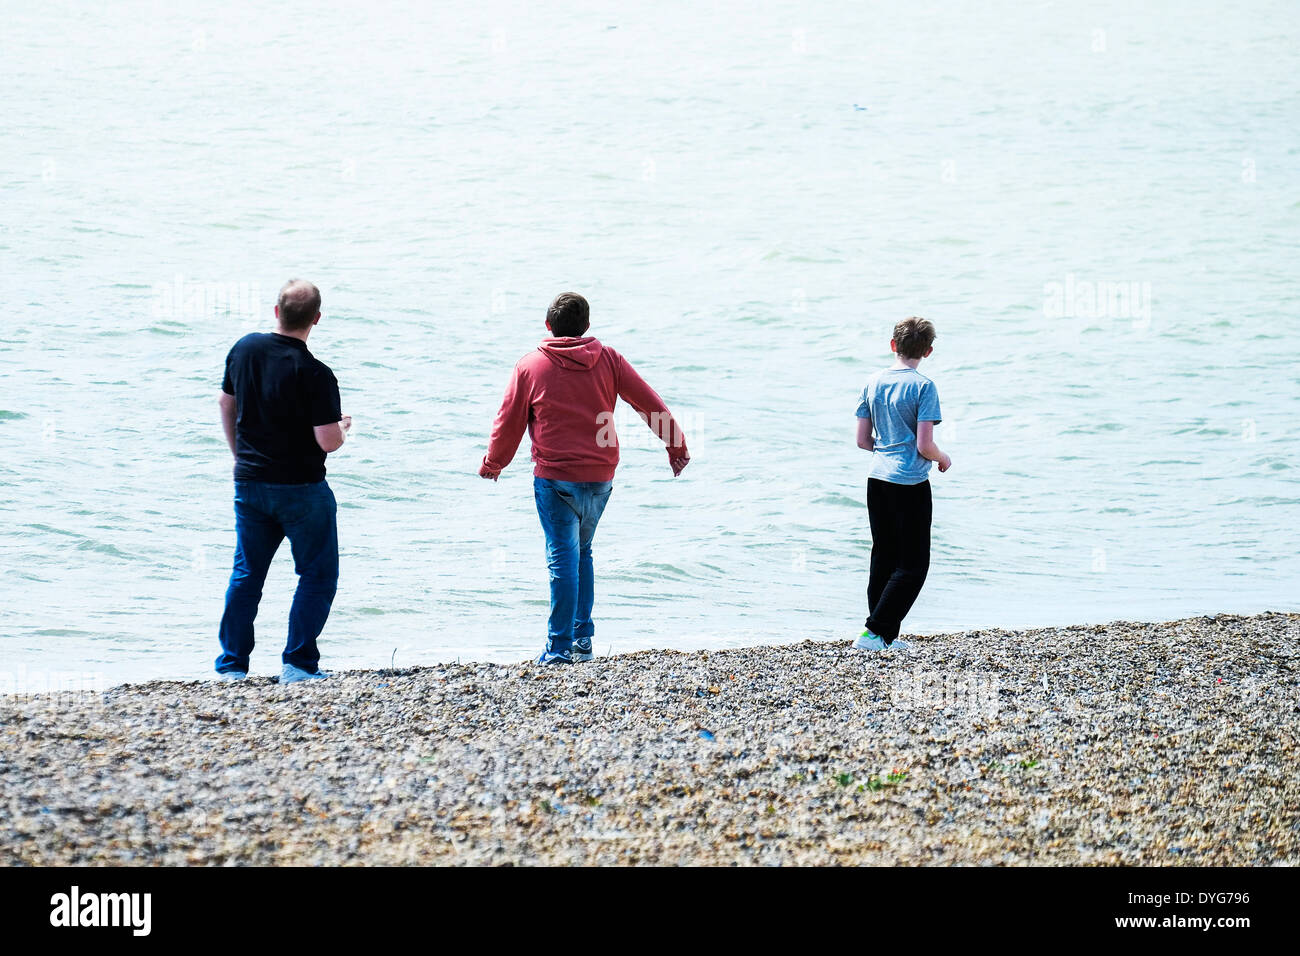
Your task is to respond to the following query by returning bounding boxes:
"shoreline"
[3,612,1297,865]
[8,604,1296,696]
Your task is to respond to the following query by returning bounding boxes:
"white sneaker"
[281,663,328,684]
[852,631,888,651]
[852,632,910,651]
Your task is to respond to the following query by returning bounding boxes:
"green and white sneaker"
[853,631,910,651]
[853,630,888,651]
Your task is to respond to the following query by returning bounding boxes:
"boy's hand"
[478,461,501,482]
[937,452,952,473]
[669,451,690,476]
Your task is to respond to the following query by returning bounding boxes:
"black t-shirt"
[222,332,342,484]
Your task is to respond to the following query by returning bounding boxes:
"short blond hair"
[893,316,936,359]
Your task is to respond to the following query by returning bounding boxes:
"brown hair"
[277,279,322,331]
[892,316,936,359]
[547,292,590,337]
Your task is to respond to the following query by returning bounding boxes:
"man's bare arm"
[916,420,951,472]
[856,417,874,451]
[219,392,237,458]
[314,415,352,454]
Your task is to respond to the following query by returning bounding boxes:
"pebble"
[0,612,1296,865]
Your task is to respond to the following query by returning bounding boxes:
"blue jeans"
[533,477,613,653]
[216,480,339,674]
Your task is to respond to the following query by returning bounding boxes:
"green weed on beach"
[834,770,908,791]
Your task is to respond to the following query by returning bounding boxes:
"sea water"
[2,0,1298,684]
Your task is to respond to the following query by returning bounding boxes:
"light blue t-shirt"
[856,367,942,485]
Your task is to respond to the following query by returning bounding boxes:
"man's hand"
[669,450,690,476]
[937,452,952,473]
[340,415,353,433]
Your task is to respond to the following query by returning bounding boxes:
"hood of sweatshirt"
[537,336,604,370]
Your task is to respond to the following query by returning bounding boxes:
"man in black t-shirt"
[216,279,351,683]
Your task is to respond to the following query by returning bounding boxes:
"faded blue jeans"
[534,477,613,653]
[216,480,339,674]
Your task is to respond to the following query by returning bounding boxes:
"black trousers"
[865,477,932,643]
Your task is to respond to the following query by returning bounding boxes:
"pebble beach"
[2,612,1297,866]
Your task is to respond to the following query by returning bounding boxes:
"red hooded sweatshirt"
[480,337,688,482]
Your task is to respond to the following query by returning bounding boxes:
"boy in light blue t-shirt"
[853,317,951,651]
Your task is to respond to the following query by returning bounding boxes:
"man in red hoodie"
[480,292,690,665]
